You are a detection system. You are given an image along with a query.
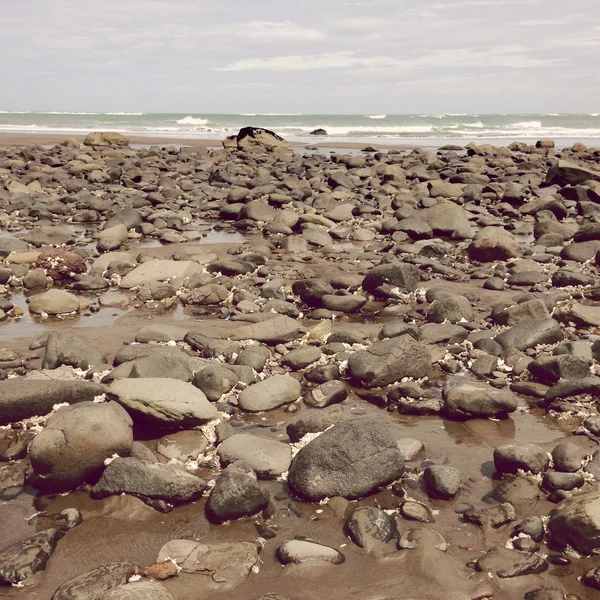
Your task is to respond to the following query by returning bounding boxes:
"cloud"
[217,45,561,72]
[431,0,542,8]
[222,21,326,41]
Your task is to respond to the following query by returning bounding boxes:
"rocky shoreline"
[1,129,600,599]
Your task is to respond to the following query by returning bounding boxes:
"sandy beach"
[0,129,600,600]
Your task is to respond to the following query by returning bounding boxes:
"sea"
[1,112,600,147]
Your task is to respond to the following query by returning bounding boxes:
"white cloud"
[431,0,542,8]
[217,45,561,72]
[224,21,326,41]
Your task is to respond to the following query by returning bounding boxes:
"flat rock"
[217,434,292,479]
[28,289,81,315]
[277,540,344,565]
[157,540,259,590]
[237,374,301,412]
[443,383,517,419]
[120,260,203,289]
[91,457,207,508]
[103,581,174,600]
[230,315,307,345]
[109,378,217,427]
[494,318,563,351]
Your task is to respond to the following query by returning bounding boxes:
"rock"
[98,224,128,251]
[83,131,129,146]
[134,324,188,343]
[582,566,600,591]
[42,331,108,370]
[286,405,348,442]
[305,380,348,408]
[476,546,547,578]
[157,540,259,589]
[542,470,584,492]
[524,587,565,600]
[494,318,563,351]
[230,315,307,345]
[28,289,81,315]
[130,355,192,382]
[468,236,523,262]
[184,332,240,360]
[528,355,591,384]
[321,294,367,313]
[155,430,209,462]
[419,323,468,345]
[347,335,431,388]
[277,540,344,565]
[52,562,138,600]
[547,487,600,553]
[288,419,404,501]
[310,128,327,136]
[91,457,206,509]
[235,344,271,371]
[427,294,474,324]
[24,225,75,247]
[555,302,600,327]
[29,401,133,492]
[463,503,517,529]
[545,159,600,186]
[103,581,174,600]
[206,462,269,523]
[217,434,291,479]
[281,346,322,370]
[494,299,550,326]
[193,365,238,401]
[551,442,583,473]
[423,465,461,499]
[493,443,550,475]
[0,528,64,585]
[109,378,217,427]
[35,249,87,280]
[237,374,300,413]
[362,262,420,298]
[419,201,473,239]
[236,127,293,153]
[120,260,202,289]
[443,383,517,419]
[183,283,229,306]
[0,379,106,425]
[399,501,434,523]
[346,506,398,550]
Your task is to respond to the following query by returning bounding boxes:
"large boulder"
[547,487,600,553]
[347,335,431,388]
[235,127,293,153]
[29,401,133,492]
[545,160,600,186]
[494,442,550,475]
[0,379,106,425]
[419,201,473,239]
[83,131,129,147]
[287,419,404,501]
[109,378,217,427]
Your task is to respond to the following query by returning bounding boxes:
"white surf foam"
[177,116,209,125]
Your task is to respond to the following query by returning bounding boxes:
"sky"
[1,0,599,114]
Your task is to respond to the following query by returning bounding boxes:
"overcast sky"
[1,0,598,114]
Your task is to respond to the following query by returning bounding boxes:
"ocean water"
[1,112,600,146]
